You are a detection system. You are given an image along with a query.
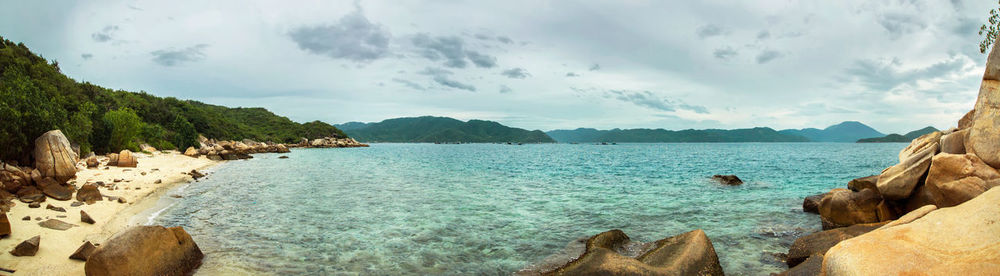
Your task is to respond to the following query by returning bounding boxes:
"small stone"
[22,216,30,221]
[278,155,289,159]
[105,196,119,201]
[712,174,744,185]
[71,201,83,207]
[69,241,97,261]
[154,179,162,184]
[57,215,66,218]
[38,219,77,230]
[170,195,182,198]
[46,204,67,212]
[140,172,146,176]
[28,202,40,208]
[118,197,127,204]
[81,210,95,224]
[113,179,122,183]
[9,235,40,256]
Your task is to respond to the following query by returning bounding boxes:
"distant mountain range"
[856,127,939,143]
[546,127,808,143]
[777,121,885,142]
[335,116,554,143]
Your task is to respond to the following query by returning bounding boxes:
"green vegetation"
[0,35,348,163]
[547,127,809,143]
[981,1,1000,54]
[337,116,554,143]
[857,127,939,143]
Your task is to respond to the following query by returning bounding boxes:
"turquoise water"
[153,143,903,275]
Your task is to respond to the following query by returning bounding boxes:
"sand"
[0,151,219,275]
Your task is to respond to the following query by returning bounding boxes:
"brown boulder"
[106,153,118,166]
[967,78,1000,168]
[959,109,975,129]
[70,241,97,261]
[786,222,885,268]
[115,150,138,168]
[712,174,743,185]
[940,129,968,154]
[76,183,103,204]
[776,254,824,276]
[10,235,40,256]
[32,130,78,183]
[16,186,45,203]
[85,156,99,168]
[818,189,892,229]
[544,229,724,276]
[802,193,825,214]
[37,177,74,201]
[822,187,1000,275]
[924,153,1000,207]
[39,219,76,230]
[877,132,939,200]
[81,210,95,224]
[846,175,878,193]
[0,213,10,237]
[183,147,199,157]
[85,226,203,276]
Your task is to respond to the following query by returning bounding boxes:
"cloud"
[501,67,530,79]
[589,63,601,71]
[696,24,727,38]
[566,72,580,77]
[81,53,93,60]
[756,50,783,64]
[289,7,391,62]
[713,47,738,60]
[150,44,209,66]
[497,36,513,44]
[91,25,118,42]
[499,85,512,93]
[418,67,476,91]
[844,56,971,92]
[474,33,491,40]
[877,13,927,39]
[392,78,425,91]
[411,33,497,68]
[607,90,709,114]
[756,30,771,40]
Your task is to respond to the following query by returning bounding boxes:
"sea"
[147,143,904,275]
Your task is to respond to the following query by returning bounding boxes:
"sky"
[0,0,993,134]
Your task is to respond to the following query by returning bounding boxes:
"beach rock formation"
[822,187,1000,275]
[303,137,369,148]
[846,175,878,193]
[923,153,1000,207]
[183,147,199,157]
[32,130,78,183]
[85,156,99,168]
[38,219,76,230]
[817,189,893,229]
[70,241,96,261]
[802,193,825,214]
[9,235,40,256]
[113,150,138,168]
[36,177,73,201]
[712,174,743,185]
[940,129,967,154]
[542,229,724,276]
[139,143,157,153]
[85,226,203,276]
[776,254,823,276]
[0,162,31,193]
[76,183,103,204]
[785,222,885,268]
[16,186,44,203]
[967,84,1000,168]
[877,131,939,200]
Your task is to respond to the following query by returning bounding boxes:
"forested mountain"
[336,116,554,143]
[545,127,809,143]
[778,121,884,142]
[857,126,939,143]
[0,36,347,163]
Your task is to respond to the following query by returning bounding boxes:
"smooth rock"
[115,150,138,168]
[846,175,878,193]
[897,131,941,162]
[32,130,78,183]
[0,213,9,237]
[940,129,968,154]
[70,241,96,261]
[183,147,199,157]
[70,201,83,207]
[818,189,891,229]
[106,153,118,167]
[76,183,103,204]
[278,155,289,159]
[712,174,743,185]
[46,204,66,212]
[9,235,40,256]
[877,132,939,200]
[925,153,1000,207]
[822,187,1000,275]
[880,205,936,229]
[37,177,73,201]
[38,219,76,230]
[544,229,724,275]
[84,226,204,275]
[85,156,99,168]
[28,202,40,208]
[786,222,885,267]
[22,216,29,221]
[776,254,823,276]
[16,186,45,203]
[802,193,825,214]
[959,109,975,129]
[967,79,1000,168]
[81,210,95,224]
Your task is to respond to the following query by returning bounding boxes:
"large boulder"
[959,109,976,129]
[877,132,939,200]
[37,177,74,201]
[16,186,45,203]
[544,229,724,276]
[32,130,78,183]
[923,153,1000,207]
[85,226,203,275]
[940,129,968,154]
[967,43,1000,168]
[76,183,103,204]
[114,150,138,168]
[846,175,878,193]
[712,174,743,185]
[802,193,826,214]
[183,147,199,157]
[786,222,885,268]
[106,153,118,167]
[822,187,1000,275]
[818,188,892,229]
[777,254,824,276]
[85,156,100,168]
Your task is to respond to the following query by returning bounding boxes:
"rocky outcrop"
[32,130,78,183]
[822,187,1000,275]
[922,153,1000,208]
[818,189,893,229]
[542,229,724,276]
[0,162,30,193]
[304,137,369,148]
[785,222,886,268]
[9,235,40,256]
[776,254,823,276]
[85,226,203,276]
[940,128,968,154]
[712,175,743,185]
[876,131,939,200]
[846,175,878,193]
[802,193,826,214]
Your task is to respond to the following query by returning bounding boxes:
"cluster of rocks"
[781,37,1000,275]
[294,137,369,148]
[183,137,290,160]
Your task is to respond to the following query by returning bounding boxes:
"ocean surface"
[150,143,904,275]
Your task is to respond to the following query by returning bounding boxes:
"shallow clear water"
[153,143,904,275]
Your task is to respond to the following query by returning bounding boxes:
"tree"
[64,102,96,154]
[103,108,143,152]
[980,2,1000,54]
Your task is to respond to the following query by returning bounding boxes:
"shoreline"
[0,151,221,275]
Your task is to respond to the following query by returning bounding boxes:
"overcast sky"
[0,0,993,133]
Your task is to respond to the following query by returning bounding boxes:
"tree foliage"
[104,108,143,152]
[981,2,1000,54]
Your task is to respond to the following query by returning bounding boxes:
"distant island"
[777,121,885,142]
[856,126,939,143]
[546,121,891,143]
[336,116,554,143]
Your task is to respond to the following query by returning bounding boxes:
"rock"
[16,186,45,203]
[877,132,939,200]
[712,174,743,185]
[115,150,138,168]
[9,235,40,256]
[38,219,76,230]
[786,222,885,267]
[85,156,99,168]
[278,155,289,159]
[84,226,204,275]
[846,175,879,193]
[183,147,199,157]
[139,143,157,153]
[967,77,1000,168]
[544,229,724,275]
[22,216,29,221]
[959,109,976,129]
[118,197,127,204]
[880,205,936,229]
[71,201,82,207]
[154,179,162,184]
[940,129,968,154]
[802,193,825,214]
[28,202,40,208]
[76,183,103,204]
[822,187,1000,275]
[106,153,118,167]
[32,130,78,183]
[81,210,95,224]
[46,204,66,212]
[923,153,1000,207]
[818,188,892,229]
[0,213,9,237]
[207,154,222,161]
[189,170,205,180]
[777,254,824,276]
[70,241,97,261]
[37,177,74,201]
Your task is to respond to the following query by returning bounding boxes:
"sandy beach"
[0,151,219,275]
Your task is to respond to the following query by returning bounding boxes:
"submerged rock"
[85,226,204,275]
[9,235,40,256]
[712,175,743,185]
[542,229,724,276]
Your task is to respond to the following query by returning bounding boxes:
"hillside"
[778,121,884,142]
[544,127,809,143]
[857,126,939,143]
[337,116,555,143]
[0,36,347,162]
